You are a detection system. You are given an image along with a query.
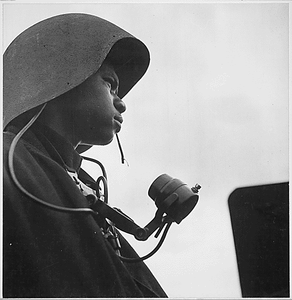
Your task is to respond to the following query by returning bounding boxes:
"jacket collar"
[6,123,82,172]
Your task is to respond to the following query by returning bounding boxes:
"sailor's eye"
[104,77,118,94]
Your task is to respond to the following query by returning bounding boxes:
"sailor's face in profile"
[67,61,126,146]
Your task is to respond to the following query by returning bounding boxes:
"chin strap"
[116,134,129,166]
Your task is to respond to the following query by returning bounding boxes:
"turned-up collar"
[5,123,83,173]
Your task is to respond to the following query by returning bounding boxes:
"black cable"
[96,176,109,204]
[116,134,129,165]
[81,156,109,204]
[82,156,108,179]
[7,104,97,215]
[118,222,172,263]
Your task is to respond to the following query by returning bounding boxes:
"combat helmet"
[3,13,150,129]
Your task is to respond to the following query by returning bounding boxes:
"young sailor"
[3,13,167,298]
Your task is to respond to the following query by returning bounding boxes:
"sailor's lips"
[114,116,123,131]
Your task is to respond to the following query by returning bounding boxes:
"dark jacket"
[3,124,167,298]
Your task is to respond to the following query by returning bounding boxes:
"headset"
[7,103,201,262]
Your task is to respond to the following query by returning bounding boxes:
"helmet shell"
[4,13,150,128]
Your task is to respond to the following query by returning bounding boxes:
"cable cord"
[81,156,109,204]
[82,156,108,179]
[7,103,97,216]
[118,222,172,263]
[116,134,129,165]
